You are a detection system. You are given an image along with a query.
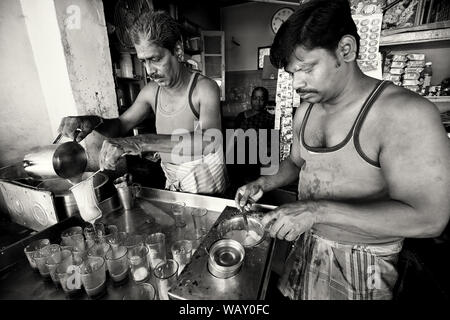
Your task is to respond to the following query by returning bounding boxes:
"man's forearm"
[95,118,123,138]
[314,199,448,238]
[257,157,300,193]
[112,130,218,156]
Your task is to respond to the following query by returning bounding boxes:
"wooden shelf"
[380,25,450,46]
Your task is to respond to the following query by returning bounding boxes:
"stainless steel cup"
[115,183,141,210]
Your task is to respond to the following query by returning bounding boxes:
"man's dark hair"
[129,11,181,53]
[270,0,360,69]
[252,87,269,102]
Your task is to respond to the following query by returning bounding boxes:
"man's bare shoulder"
[134,81,159,110]
[196,74,220,94]
[192,74,220,109]
[374,83,442,129]
[138,81,158,98]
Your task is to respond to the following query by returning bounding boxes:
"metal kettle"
[23,141,87,180]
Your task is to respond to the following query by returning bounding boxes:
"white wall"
[20,0,79,134]
[0,0,53,167]
[221,2,296,72]
[53,0,118,170]
[0,0,118,170]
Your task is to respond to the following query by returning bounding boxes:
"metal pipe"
[249,0,301,6]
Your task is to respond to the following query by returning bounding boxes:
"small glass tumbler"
[145,233,167,269]
[61,226,83,246]
[56,255,84,297]
[123,233,144,250]
[45,249,72,287]
[171,240,193,275]
[99,225,118,244]
[62,244,87,261]
[80,256,107,299]
[24,239,50,270]
[69,234,86,252]
[127,245,150,283]
[123,283,156,300]
[191,208,209,239]
[34,244,61,279]
[105,245,129,283]
[87,242,111,259]
[107,231,128,249]
[172,202,187,228]
[84,225,97,248]
[153,259,179,300]
[94,222,105,238]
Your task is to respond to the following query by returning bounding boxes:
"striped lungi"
[159,150,228,195]
[278,230,403,300]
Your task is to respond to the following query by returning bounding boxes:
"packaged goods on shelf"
[407,60,426,68]
[403,85,421,93]
[403,79,421,86]
[406,53,426,61]
[392,53,408,62]
[391,61,406,68]
[403,72,421,80]
[393,81,403,86]
[390,68,405,75]
[404,67,424,74]
[388,74,402,81]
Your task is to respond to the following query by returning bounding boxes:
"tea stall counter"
[0,188,275,300]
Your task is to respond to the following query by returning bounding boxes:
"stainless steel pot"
[207,239,245,279]
[23,142,87,180]
[217,215,265,248]
[36,172,112,219]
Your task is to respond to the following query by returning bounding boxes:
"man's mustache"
[149,74,164,80]
[296,89,318,94]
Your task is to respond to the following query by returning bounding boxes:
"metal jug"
[23,142,87,180]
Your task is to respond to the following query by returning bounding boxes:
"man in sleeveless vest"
[235,0,450,300]
[57,11,227,195]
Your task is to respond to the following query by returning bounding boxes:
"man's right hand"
[235,180,264,212]
[58,115,103,143]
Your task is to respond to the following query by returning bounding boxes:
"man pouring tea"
[57,11,227,195]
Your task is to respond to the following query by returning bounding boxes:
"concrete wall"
[53,0,118,170]
[0,0,117,170]
[0,0,53,167]
[221,2,296,72]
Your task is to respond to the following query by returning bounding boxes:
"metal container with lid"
[207,239,245,279]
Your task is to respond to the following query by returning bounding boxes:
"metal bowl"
[217,215,265,248]
[207,239,245,279]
